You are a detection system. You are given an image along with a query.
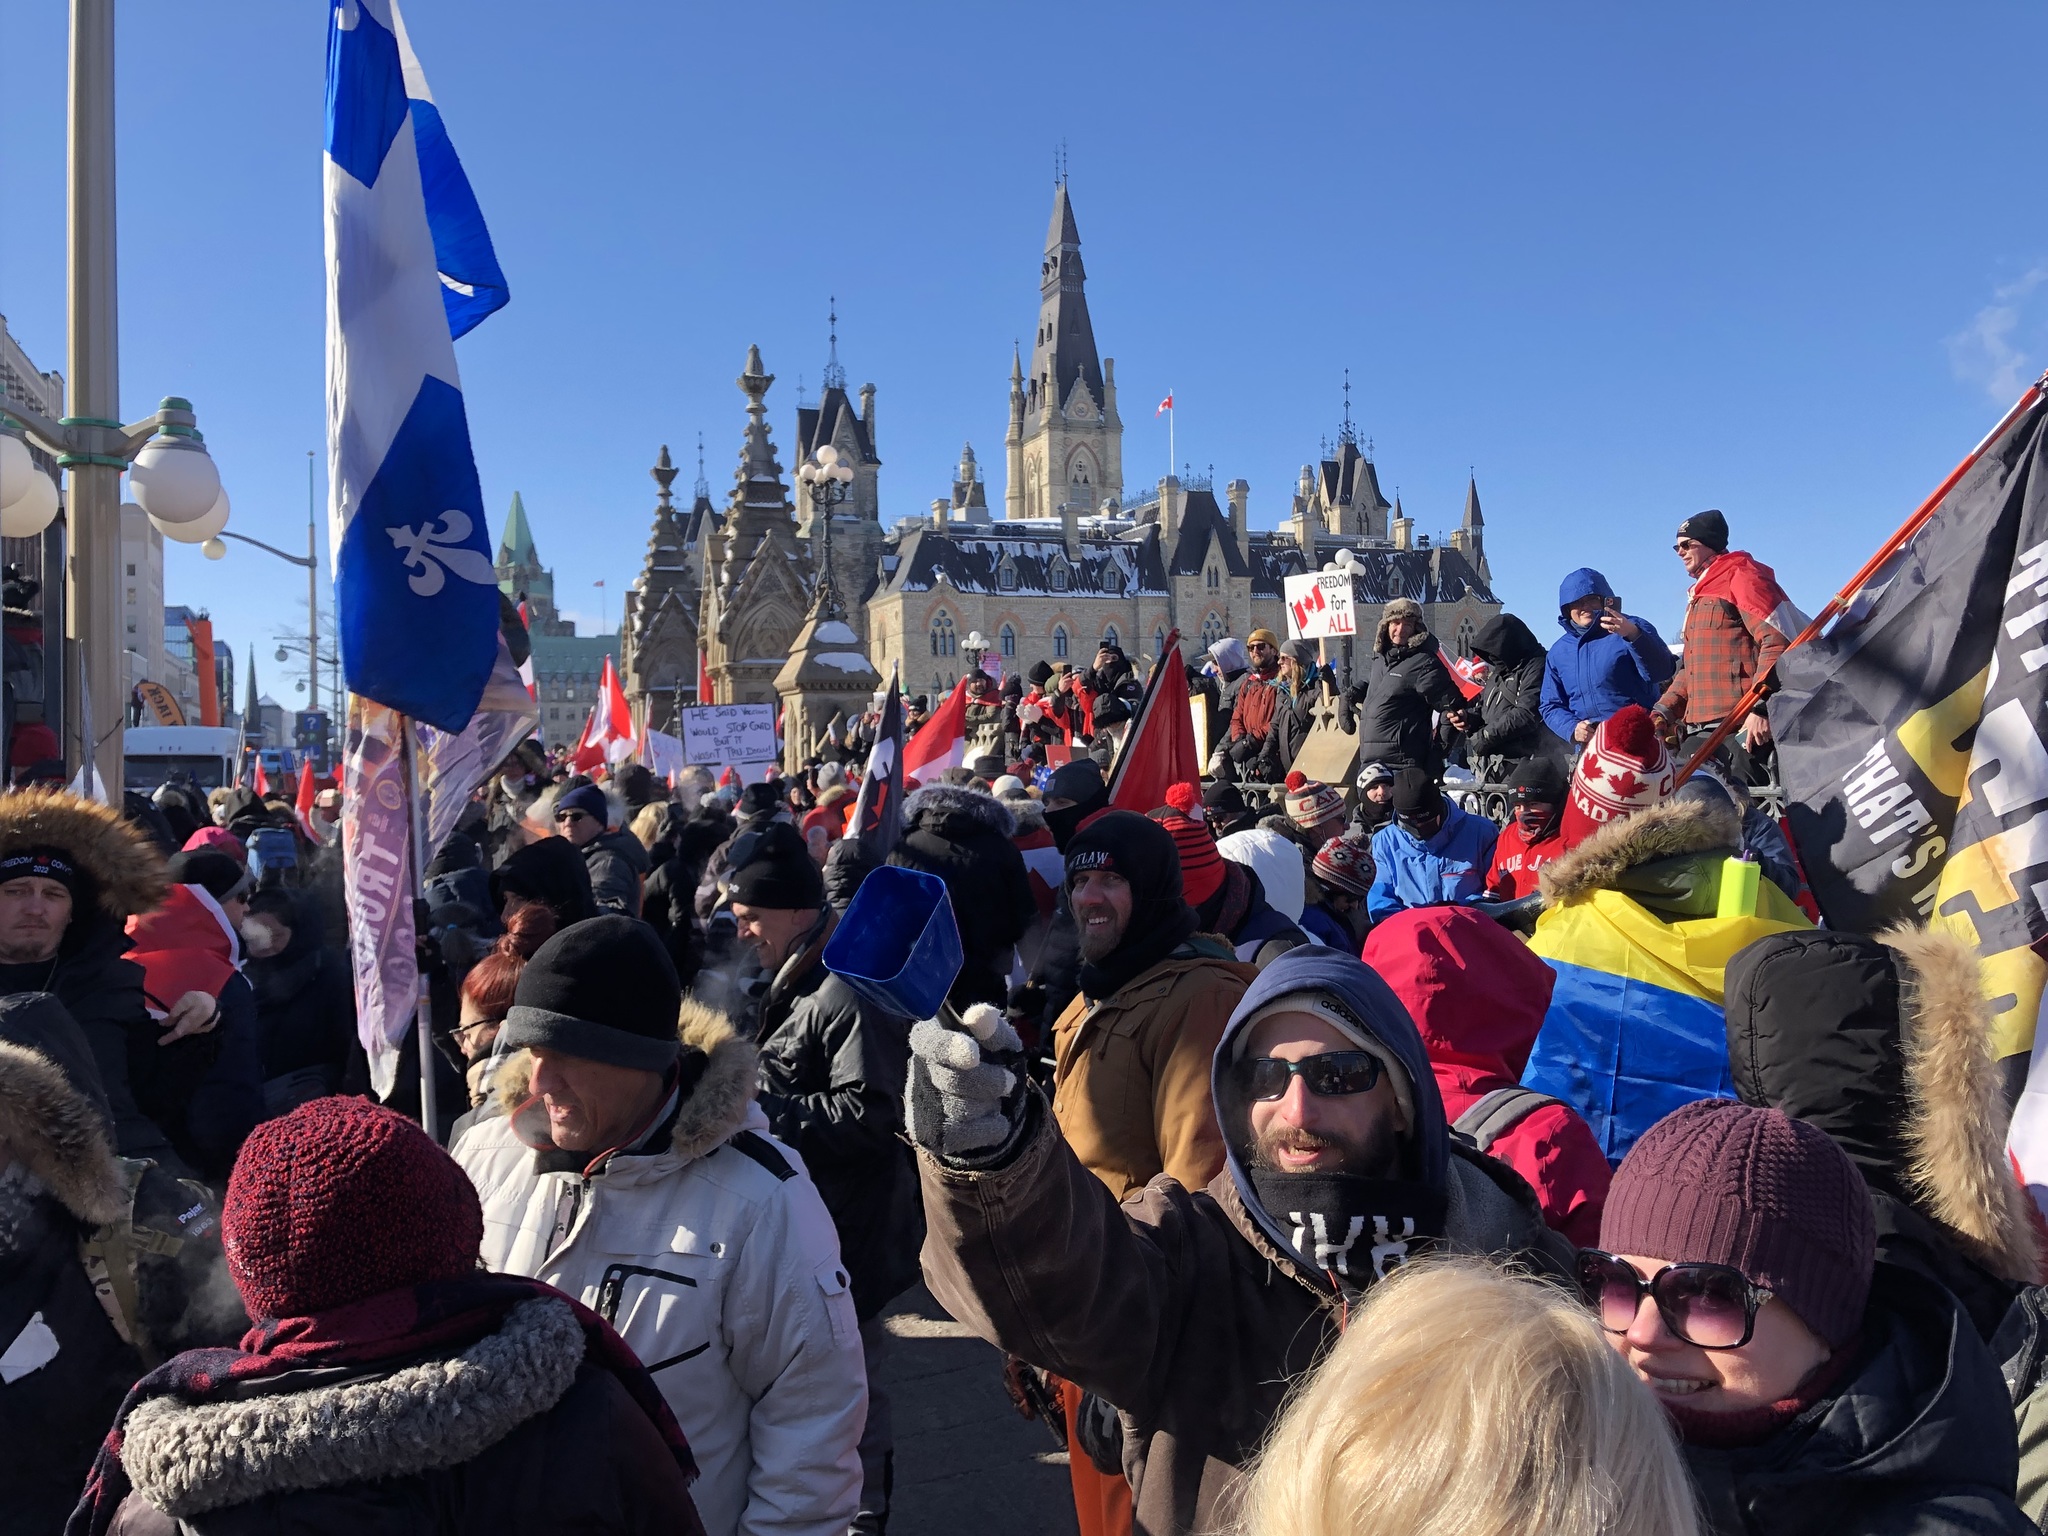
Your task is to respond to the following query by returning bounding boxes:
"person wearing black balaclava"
[903,946,1573,1536]
[1021,759,1115,1049]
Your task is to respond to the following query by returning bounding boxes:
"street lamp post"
[795,444,856,620]
[0,0,230,792]
[202,451,321,715]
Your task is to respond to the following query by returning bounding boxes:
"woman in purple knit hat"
[1579,1096,2032,1534]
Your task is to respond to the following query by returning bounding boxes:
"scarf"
[1248,1170,1448,1295]
[67,1273,696,1536]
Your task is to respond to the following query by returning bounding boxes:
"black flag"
[846,669,904,863]
[1770,392,2048,1081]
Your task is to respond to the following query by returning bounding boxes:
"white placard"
[1284,572,1357,640]
[679,704,779,768]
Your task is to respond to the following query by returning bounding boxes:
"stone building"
[494,491,620,749]
[622,177,1499,723]
[617,445,704,738]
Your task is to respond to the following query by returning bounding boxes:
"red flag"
[1155,393,1173,416]
[571,654,635,771]
[1440,643,1486,702]
[1107,631,1201,813]
[294,760,317,838]
[903,677,971,780]
[253,758,270,797]
[697,648,712,703]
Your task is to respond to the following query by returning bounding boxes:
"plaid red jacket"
[1656,551,1794,725]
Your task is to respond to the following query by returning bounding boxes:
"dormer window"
[1101,568,1124,598]
[998,558,1019,592]
[1050,559,1071,593]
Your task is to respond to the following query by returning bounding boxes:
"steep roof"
[1316,439,1389,515]
[1244,534,1497,606]
[879,521,1167,601]
[497,491,538,567]
[795,386,877,467]
[1164,488,1250,579]
[1463,475,1484,528]
[1024,182,1104,432]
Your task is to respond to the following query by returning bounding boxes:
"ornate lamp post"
[796,444,856,618]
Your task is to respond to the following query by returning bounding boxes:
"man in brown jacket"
[906,946,1572,1536]
[1054,809,1257,1197]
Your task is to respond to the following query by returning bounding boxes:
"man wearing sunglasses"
[914,947,1570,1536]
[1585,1096,2030,1531]
[552,782,648,920]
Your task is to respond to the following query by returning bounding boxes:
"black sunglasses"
[1242,1051,1383,1102]
[1576,1250,1774,1350]
[554,808,591,823]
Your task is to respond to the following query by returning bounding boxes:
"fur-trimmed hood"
[1536,796,1742,907]
[0,786,168,921]
[120,1295,585,1517]
[1725,925,2043,1293]
[903,783,1016,838]
[1004,796,1048,835]
[0,1026,126,1225]
[495,996,760,1163]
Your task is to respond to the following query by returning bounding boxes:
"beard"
[1074,906,1127,962]
[1250,1117,1400,1179]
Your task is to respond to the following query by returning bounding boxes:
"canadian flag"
[1107,630,1202,814]
[1441,644,1487,702]
[294,760,318,839]
[252,758,270,797]
[902,676,971,783]
[1156,393,1173,416]
[516,601,536,698]
[571,654,636,771]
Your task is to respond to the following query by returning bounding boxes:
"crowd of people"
[6,507,2048,1536]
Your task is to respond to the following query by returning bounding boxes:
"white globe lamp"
[0,466,60,538]
[128,428,221,525]
[154,486,229,545]
[0,431,35,512]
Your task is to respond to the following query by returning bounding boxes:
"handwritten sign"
[1285,572,1357,640]
[679,703,779,768]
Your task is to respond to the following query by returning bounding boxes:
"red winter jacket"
[1485,817,1564,900]
[1362,906,1610,1248]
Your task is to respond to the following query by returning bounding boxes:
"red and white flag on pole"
[902,676,971,783]
[1439,643,1486,702]
[1107,630,1202,814]
[1155,392,1173,416]
[515,600,536,698]
[253,758,270,798]
[571,653,636,771]
[293,760,317,839]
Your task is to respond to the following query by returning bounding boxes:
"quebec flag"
[325,0,509,732]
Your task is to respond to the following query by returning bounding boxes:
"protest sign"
[680,703,779,768]
[1284,572,1357,639]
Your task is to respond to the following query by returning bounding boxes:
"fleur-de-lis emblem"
[388,510,501,597]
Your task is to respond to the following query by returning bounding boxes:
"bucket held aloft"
[823,864,964,1019]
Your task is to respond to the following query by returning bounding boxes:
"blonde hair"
[630,800,670,854]
[1235,1257,1699,1536]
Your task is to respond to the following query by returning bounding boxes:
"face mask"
[240,916,287,959]
[1248,1170,1447,1291]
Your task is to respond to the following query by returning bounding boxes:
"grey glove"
[906,1002,1026,1160]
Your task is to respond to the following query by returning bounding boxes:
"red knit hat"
[224,1097,483,1319]
[1600,1098,1875,1348]
[1152,783,1224,906]
[1311,836,1373,898]
[1562,704,1674,849]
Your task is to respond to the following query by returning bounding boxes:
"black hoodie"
[491,837,600,929]
[1464,612,1567,766]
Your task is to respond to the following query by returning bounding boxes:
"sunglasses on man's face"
[1242,1051,1383,1102]
[1575,1250,1773,1349]
[554,809,591,825]
[1674,538,1702,555]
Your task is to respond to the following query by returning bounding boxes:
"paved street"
[880,1285,1080,1536]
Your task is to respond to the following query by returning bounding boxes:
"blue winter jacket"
[1365,800,1499,921]
[1539,568,1676,740]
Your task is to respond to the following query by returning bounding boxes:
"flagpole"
[400,716,439,1138]
[1168,397,1175,483]
[1676,370,2048,786]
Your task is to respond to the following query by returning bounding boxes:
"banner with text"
[1285,572,1357,639]
[341,696,417,1097]
[679,702,779,771]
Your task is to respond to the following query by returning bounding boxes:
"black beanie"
[738,782,784,820]
[1507,755,1567,802]
[1064,810,1183,907]
[1678,509,1729,552]
[1391,766,1440,817]
[500,914,681,1072]
[168,849,254,904]
[728,822,825,911]
[1027,659,1054,686]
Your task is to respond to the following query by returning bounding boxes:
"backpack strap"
[1451,1087,1564,1154]
[78,1159,157,1368]
[725,1130,797,1183]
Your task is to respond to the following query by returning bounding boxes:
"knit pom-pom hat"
[1563,704,1674,848]
[1284,772,1345,832]
[223,1097,483,1320]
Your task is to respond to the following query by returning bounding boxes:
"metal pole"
[65,0,124,792]
[401,718,438,1138]
[306,450,318,714]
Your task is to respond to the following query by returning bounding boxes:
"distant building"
[121,502,167,696]
[495,492,620,748]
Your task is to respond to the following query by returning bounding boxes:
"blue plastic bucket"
[824,865,964,1019]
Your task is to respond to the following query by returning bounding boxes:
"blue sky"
[4,2,2047,704]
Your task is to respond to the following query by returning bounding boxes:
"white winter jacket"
[453,1002,865,1536]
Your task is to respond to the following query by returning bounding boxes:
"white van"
[123,725,242,794]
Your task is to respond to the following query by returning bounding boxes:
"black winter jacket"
[0,993,243,1536]
[1463,613,1567,768]
[752,932,923,1321]
[1682,1265,2033,1535]
[583,827,650,919]
[887,786,1036,1011]
[246,911,356,1109]
[104,1295,705,1536]
[1340,627,1465,773]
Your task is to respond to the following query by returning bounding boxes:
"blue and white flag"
[325,0,508,732]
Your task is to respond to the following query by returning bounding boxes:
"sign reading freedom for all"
[1284,572,1357,639]
[680,703,778,768]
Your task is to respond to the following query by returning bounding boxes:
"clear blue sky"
[4,3,2046,704]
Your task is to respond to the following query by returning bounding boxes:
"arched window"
[998,559,1019,592]
[1456,617,1477,657]
[930,611,956,657]
[1102,625,1120,652]
[1201,612,1225,647]
[1053,625,1069,659]
[1154,625,1166,656]
[999,624,1016,658]
[1206,565,1220,590]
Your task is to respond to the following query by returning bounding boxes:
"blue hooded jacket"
[1365,798,1498,921]
[1540,568,1676,740]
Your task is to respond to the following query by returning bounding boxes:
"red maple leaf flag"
[1107,631,1202,814]
[903,677,971,783]
[1156,393,1173,416]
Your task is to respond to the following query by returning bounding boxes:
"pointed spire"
[695,433,709,499]
[737,345,778,484]
[822,297,847,393]
[245,647,259,729]
[1010,343,1023,387]
[652,445,678,509]
[1339,368,1356,445]
[498,491,537,566]
[1030,181,1102,422]
[1463,474,1484,528]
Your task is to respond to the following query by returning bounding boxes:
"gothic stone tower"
[702,347,809,706]
[1006,180,1123,520]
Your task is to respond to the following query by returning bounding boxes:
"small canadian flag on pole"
[1155,392,1173,416]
